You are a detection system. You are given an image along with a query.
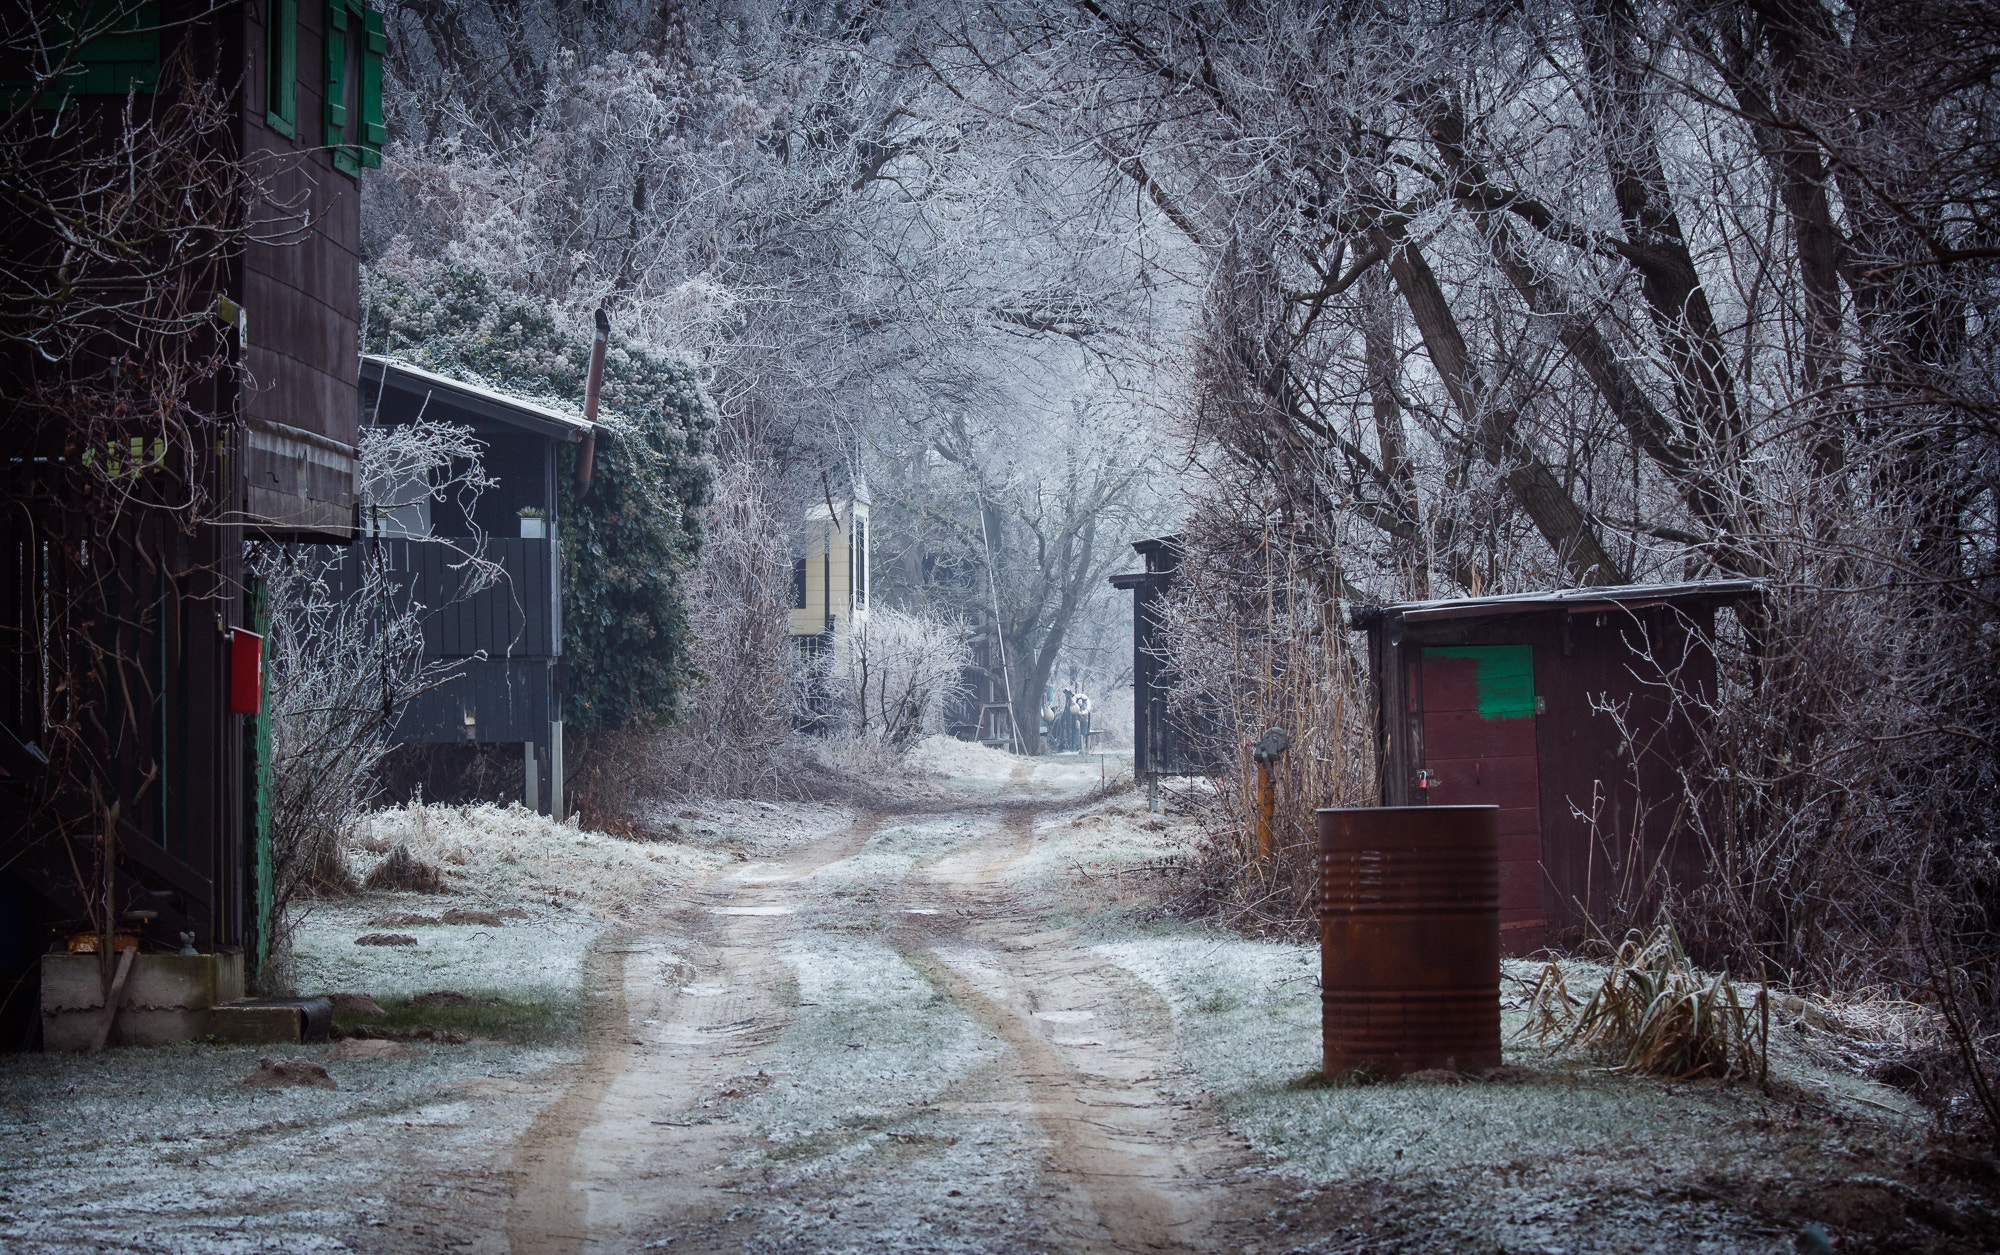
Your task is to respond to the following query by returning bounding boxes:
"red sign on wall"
[229,628,265,715]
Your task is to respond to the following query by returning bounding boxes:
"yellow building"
[787,495,871,662]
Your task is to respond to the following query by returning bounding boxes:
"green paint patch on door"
[1428,645,1536,719]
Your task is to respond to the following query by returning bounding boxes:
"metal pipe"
[574,308,609,493]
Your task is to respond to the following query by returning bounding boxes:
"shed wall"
[1372,602,1722,952]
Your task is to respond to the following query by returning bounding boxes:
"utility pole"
[975,487,1018,754]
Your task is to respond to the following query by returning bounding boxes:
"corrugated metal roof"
[361,355,593,442]
[1355,579,1762,627]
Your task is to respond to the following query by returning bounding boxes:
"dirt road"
[503,771,1274,1254]
[15,755,1978,1255]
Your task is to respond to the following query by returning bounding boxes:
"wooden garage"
[1350,581,1760,956]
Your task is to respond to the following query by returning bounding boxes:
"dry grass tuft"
[1525,921,1767,1082]
[360,843,450,894]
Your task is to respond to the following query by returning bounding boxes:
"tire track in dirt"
[895,799,1267,1254]
[505,814,883,1254]
[506,939,633,1255]
[910,948,1189,1252]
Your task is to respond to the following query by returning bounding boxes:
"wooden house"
[350,357,590,816]
[1,1,385,1041]
[788,492,872,669]
[1350,581,1760,955]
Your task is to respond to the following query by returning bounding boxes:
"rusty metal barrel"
[1317,805,1501,1079]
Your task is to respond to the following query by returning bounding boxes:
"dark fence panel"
[392,659,555,745]
[321,537,554,660]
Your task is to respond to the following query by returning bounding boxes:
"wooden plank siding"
[240,0,361,459]
[1358,585,1754,955]
[319,539,553,660]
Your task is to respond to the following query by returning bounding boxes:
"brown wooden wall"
[237,0,361,456]
[1370,601,1725,955]
[2,1,366,985]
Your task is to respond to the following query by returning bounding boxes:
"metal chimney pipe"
[575,308,609,493]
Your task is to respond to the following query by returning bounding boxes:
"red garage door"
[1417,645,1546,955]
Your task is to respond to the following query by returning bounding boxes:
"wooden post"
[90,945,136,1053]
[1256,758,1274,861]
[1250,727,1290,864]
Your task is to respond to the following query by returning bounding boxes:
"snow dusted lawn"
[286,801,726,1003]
[0,1038,568,1254]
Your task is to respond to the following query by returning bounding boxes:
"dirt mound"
[325,992,386,1015]
[330,1038,420,1060]
[354,933,418,947]
[366,912,440,927]
[362,843,450,894]
[243,1057,337,1089]
[440,908,505,926]
[411,990,476,1007]
[348,1024,470,1044]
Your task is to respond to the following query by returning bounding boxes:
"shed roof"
[1350,579,1761,628]
[361,356,593,443]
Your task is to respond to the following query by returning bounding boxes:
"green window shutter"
[2,3,158,106]
[265,0,296,138]
[360,6,385,167]
[64,1,161,96]
[322,0,347,148]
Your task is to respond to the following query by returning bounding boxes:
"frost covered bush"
[1155,520,1374,940]
[362,259,715,734]
[846,608,972,747]
[571,464,799,808]
[254,418,497,964]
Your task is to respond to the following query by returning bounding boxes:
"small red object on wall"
[229,628,264,715]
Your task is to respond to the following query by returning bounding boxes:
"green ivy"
[362,263,715,732]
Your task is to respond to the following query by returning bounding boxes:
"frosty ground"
[3,741,1994,1254]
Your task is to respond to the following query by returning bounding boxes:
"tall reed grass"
[1154,519,1374,939]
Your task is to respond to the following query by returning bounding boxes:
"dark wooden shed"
[349,356,591,815]
[1109,536,1219,807]
[1351,581,1759,956]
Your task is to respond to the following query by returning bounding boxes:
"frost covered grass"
[1092,932,1926,1187]
[334,991,580,1045]
[736,932,1008,1155]
[719,931,1045,1254]
[344,800,721,911]
[0,1037,565,1254]
[636,797,858,861]
[1010,798,1186,889]
[287,801,725,1004]
[802,815,994,905]
[289,897,604,1003]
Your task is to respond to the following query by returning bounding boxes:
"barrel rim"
[1314,804,1500,814]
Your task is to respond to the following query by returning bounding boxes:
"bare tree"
[938,0,1998,1117]
[250,418,496,964]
